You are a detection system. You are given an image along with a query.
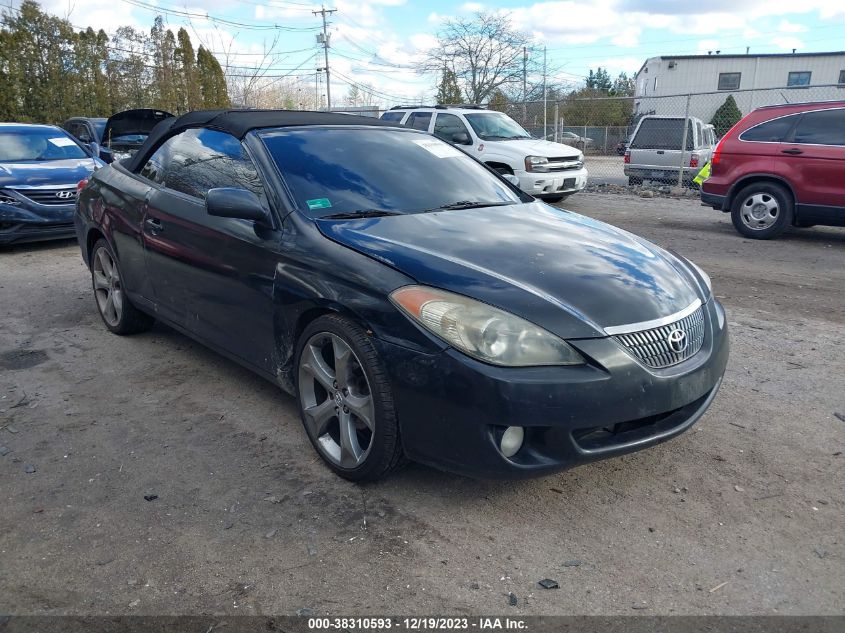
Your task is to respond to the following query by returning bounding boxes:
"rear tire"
[628,176,643,186]
[730,182,793,239]
[90,239,154,335]
[295,314,404,482]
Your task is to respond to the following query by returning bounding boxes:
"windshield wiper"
[423,200,516,212]
[321,209,402,220]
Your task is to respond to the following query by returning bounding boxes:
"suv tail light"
[623,150,630,164]
[689,154,699,169]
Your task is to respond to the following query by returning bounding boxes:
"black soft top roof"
[125,109,399,172]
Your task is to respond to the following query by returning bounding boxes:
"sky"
[16,0,845,106]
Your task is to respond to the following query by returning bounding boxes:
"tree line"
[0,0,229,125]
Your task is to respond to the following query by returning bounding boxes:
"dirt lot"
[1,194,843,616]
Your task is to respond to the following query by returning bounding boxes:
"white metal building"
[634,51,845,121]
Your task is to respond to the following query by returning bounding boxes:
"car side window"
[433,113,471,144]
[380,111,405,122]
[739,115,799,143]
[140,129,266,201]
[407,112,432,131]
[139,136,176,185]
[792,109,845,146]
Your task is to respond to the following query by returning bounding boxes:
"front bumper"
[516,166,588,198]
[379,297,728,478]
[0,203,76,245]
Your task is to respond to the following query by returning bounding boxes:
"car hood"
[103,109,174,145]
[0,158,98,188]
[316,202,702,339]
[497,138,581,158]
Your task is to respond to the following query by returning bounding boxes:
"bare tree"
[420,12,533,104]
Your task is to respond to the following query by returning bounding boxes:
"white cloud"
[461,2,485,11]
[771,36,805,51]
[777,19,808,33]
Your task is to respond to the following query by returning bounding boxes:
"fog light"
[500,426,524,458]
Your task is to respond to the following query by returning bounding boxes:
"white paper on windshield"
[412,138,463,158]
[48,136,76,147]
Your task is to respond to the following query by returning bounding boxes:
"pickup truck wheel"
[90,239,154,334]
[730,182,793,239]
[295,314,404,482]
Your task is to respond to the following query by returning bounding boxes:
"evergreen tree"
[346,84,361,106]
[196,46,230,108]
[435,67,463,104]
[175,27,200,112]
[488,89,508,112]
[710,95,742,137]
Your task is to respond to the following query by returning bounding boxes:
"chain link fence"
[501,84,844,188]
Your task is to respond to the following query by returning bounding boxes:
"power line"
[117,0,321,32]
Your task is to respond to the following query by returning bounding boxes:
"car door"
[433,112,472,148]
[779,108,845,223]
[139,128,283,373]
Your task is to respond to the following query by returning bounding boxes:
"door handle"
[145,217,164,232]
[781,148,803,155]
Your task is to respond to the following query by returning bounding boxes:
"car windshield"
[91,119,106,140]
[260,127,522,217]
[0,129,88,162]
[464,113,532,141]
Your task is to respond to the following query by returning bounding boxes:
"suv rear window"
[406,112,432,131]
[630,119,693,151]
[739,114,799,142]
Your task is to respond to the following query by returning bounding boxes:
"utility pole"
[313,5,336,111]
[522,46,527,124]
[542,45,547,139]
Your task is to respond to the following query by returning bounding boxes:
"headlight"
[524,155,549,173]
[390,285,584,366]
[689,261,712,295]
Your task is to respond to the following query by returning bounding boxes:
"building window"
[839,70,845,86]
[787,71,812,87]
[718,72,741,91]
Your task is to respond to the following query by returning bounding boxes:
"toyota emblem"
[55,190,75,199]
[667,328,688,353]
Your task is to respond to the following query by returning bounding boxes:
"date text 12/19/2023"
[307,617,527,631]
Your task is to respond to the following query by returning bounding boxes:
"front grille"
[547,159,583,172]
[613,306,705,368]
[11,188,76,206]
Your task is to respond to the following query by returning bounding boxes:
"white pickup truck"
[381,105,589,202]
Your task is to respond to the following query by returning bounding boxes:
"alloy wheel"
[92,247,123,327]
[740,192,780,231]
[298,332,375,469]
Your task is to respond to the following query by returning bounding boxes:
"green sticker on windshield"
[306,198,332,210]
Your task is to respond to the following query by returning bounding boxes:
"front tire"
[90,239,154,335]
[730,182,793,239]
[541,195,565,203]
[295,314,403,482]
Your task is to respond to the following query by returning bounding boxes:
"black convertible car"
[75,109,728,481]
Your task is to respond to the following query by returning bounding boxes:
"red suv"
[701,101,845,239]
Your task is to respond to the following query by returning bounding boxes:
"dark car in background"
[63,109,173,164]
[102,108,173,162]
[1,123,101,245]
[75,109,728,481]
[701,100,845,239]
[62,116,108,160]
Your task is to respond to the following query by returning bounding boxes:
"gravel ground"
[0,193,843,616]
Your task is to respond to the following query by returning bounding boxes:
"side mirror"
[502,174,520,187]
[206,188,271,225]
[451,132,471,145]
